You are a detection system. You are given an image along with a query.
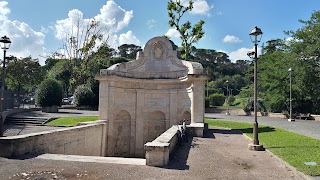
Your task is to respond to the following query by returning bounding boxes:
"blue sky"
[1,0,319,65]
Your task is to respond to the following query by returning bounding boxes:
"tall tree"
[58,13,108,90]
[167,0,205,60]
[284,10,320,113]
[6,56,44,100]
[46,59,71,97]
[118,44,142,59]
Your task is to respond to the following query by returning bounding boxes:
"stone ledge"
[144,123,205,167]
[187,123,204,137]
[144,126,178,167]
[77,120,107,126]
[145,142,169,151]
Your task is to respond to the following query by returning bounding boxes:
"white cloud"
[223,35,242,43]
[285,37,293,42]
[147,19,156,29]
[0,2,46,64]
[119,31,141,45]
[181,0,213,16]
[165,28,180,38]
[0,1,9,21]
[55,9,87,39]
[54,0,135,54]
[95,0,133,33]
[217,50,227,54]
[228,47,262,63]
[191,0,213,15]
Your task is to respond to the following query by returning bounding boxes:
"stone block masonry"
[0,121,107,158]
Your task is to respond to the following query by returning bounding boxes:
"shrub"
[243,98,253,115]
[209,93,225,106]
[74,84,95,107]
[227,95,236,106]
[205,97,210,108]
[87,79,99,108]
[35,78,63,107]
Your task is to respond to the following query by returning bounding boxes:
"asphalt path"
[205,113,320,140]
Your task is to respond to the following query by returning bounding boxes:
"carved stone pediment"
[103,37,189,79]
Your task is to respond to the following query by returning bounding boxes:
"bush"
[209,93,225,106]
[227,95,236,106]
[74,84,95,107]
[36,78,63,107]
[205,97,210,108]
[87,79,99,107]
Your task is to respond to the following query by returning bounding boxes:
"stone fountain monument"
[96,36,206,158]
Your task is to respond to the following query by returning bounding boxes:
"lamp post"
[288,68,294,122]
[0,35,11,137]
[226,80,230,115]
[248,27,264,151]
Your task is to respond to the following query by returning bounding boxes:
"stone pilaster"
[135,89,145,157]
[192,80,205,123]
[99,81,109,120]
[169,90,178,126]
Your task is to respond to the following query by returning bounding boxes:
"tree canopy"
[6,56,44,97]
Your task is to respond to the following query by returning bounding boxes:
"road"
[205,113,320,140]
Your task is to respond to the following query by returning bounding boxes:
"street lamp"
[226,80,230,115]
[248,26,264,151]
[0,35,11,137]
[288,68,294,122]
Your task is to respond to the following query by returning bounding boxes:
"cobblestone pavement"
[205,113,320,140]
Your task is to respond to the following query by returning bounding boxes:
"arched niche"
[113,110,131,157]
[144,110,166,143]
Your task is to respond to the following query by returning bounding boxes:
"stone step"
[4,116,49,125]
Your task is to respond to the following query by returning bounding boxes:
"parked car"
[62,98,70,105]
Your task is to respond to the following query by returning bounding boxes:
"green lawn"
[46,116,99,127]
[205,119,320,176]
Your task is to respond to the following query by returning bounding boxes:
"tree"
[46,59,71,97]
[118,44,142,59]
[59,13,108,90]
[6,56,44,100]
[258,51,298,112]
[283,10,320,113]
[167,0,205,60]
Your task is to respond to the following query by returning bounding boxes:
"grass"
[205,119,320,176]
[46,116,99,127]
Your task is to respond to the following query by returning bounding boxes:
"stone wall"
[0,121,107,158]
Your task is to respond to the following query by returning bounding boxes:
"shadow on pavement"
[233,126,275,134]
[165,136,194,170]
[203,127,243,138]
[11,153,43,160]
[165,127,245,170]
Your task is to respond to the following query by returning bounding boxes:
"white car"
[62,98,69,105]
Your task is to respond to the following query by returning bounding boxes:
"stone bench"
[144,123,204,167]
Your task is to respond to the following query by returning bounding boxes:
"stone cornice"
[95,74,208,84]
